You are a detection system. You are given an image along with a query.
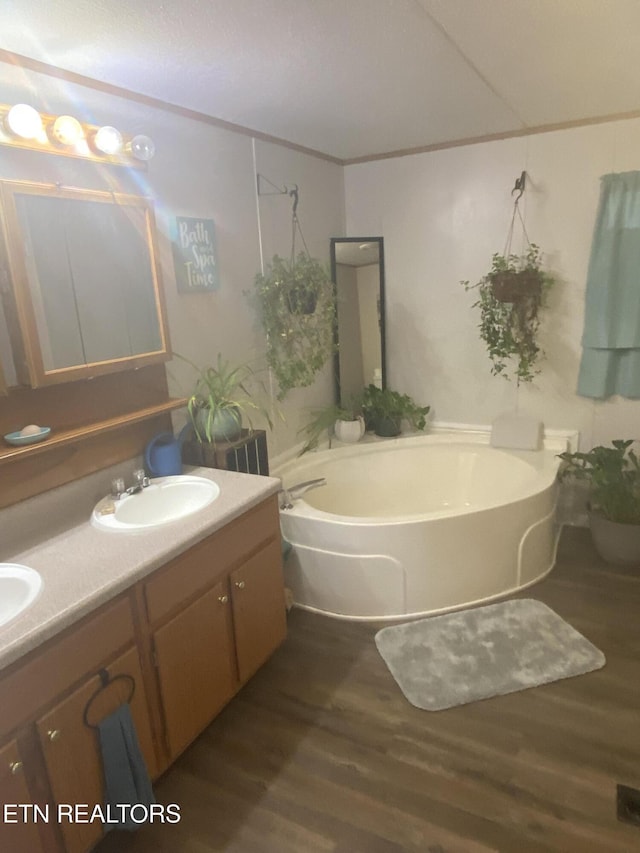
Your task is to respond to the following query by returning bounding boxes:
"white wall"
[0,63,344,460]
[344,118,640,450]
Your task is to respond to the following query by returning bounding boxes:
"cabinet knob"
[235,580,245,590]
[47,729,61,742]
[9,761,22,775]
[218,594,228,604]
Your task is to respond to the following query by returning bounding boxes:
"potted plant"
[462,244,554,382]
[298,399,365,454]
[179,353,272,444]
[361,384,430,437]
[253,253,337,399]
[558,439,640,566]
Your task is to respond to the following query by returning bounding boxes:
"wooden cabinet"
[153,579,236,759]
[231,538,287,683]
[147,495,286,762]
[36,646,156,853]
[0,493,285,853]
[0,595,156,853]
[0,739,47,853]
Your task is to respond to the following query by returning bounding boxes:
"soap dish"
[4,427,52,446]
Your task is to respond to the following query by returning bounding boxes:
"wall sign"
[172,216,219,292]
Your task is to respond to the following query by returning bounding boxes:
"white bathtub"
[277,431,565,621]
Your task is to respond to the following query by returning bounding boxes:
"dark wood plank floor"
[96,527,640,852]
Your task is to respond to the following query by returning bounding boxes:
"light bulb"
[6,104,43,140]
[93,125,123,155]
[51,115,83,146]
[129,134,155,161]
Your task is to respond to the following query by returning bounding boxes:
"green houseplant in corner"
[558,439,640,566]
[253,253,337,399]
[298,398,365,454]
[462,244,554,383]
[361,385,430,438]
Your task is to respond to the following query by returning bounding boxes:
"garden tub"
[277,431,564,621]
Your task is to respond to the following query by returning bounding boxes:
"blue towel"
[97,703,155,831]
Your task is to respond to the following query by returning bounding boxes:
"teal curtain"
[578,171,640,398]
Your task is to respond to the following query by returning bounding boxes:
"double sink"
[2,474,221,629]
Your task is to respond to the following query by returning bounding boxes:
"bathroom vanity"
[0,467,285,853]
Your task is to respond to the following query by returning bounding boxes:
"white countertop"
[0,467,281,672]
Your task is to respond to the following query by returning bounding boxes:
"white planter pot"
[589,510,640,567]
[334,416,365,444]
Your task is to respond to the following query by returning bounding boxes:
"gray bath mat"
[375,599,605,711]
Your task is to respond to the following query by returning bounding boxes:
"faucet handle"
[133,468,150,487]
[111,477,125,499]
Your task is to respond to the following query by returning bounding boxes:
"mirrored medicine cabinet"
[0,179,171,389]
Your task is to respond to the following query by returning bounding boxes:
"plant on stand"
[178,353,272,444]
[558,439,640,566]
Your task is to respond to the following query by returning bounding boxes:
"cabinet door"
[153,578,237,760]
[36,646,156,853]
[230,538,287,683]
[0,739,46,853]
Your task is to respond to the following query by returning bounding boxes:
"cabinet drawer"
[0,595,135,739]
[144,496,279,625]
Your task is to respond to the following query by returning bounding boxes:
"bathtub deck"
[96,526,640,853]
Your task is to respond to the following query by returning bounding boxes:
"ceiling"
[2,0,640,162]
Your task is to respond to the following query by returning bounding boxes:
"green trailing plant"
[558,439,640,524]
[178,353,273,444]
[253,253,337,399]
[361,384,430,436]
[461,244,554,383]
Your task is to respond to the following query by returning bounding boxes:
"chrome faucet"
[111,469,150,500]
[279,478,327,509]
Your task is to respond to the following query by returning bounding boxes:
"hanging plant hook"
[512,171,526,203]
[289,184,299,219]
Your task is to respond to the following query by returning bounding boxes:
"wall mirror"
[331,236,386,405]
[0,180,170,388]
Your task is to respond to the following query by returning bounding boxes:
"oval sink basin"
[0,564,43,628]
[91,475,220,532]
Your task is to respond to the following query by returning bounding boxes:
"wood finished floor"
[96,527,640,852]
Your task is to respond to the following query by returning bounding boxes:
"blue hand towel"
[97,703,155,832]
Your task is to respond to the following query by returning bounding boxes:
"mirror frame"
[0,179,171,388]
[330,236,386,404]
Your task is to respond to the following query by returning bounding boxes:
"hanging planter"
[461,174,555,382]
[489,269,543,303]
[252,184,337,399]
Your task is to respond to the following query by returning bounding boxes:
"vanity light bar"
[0,103,155,168]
